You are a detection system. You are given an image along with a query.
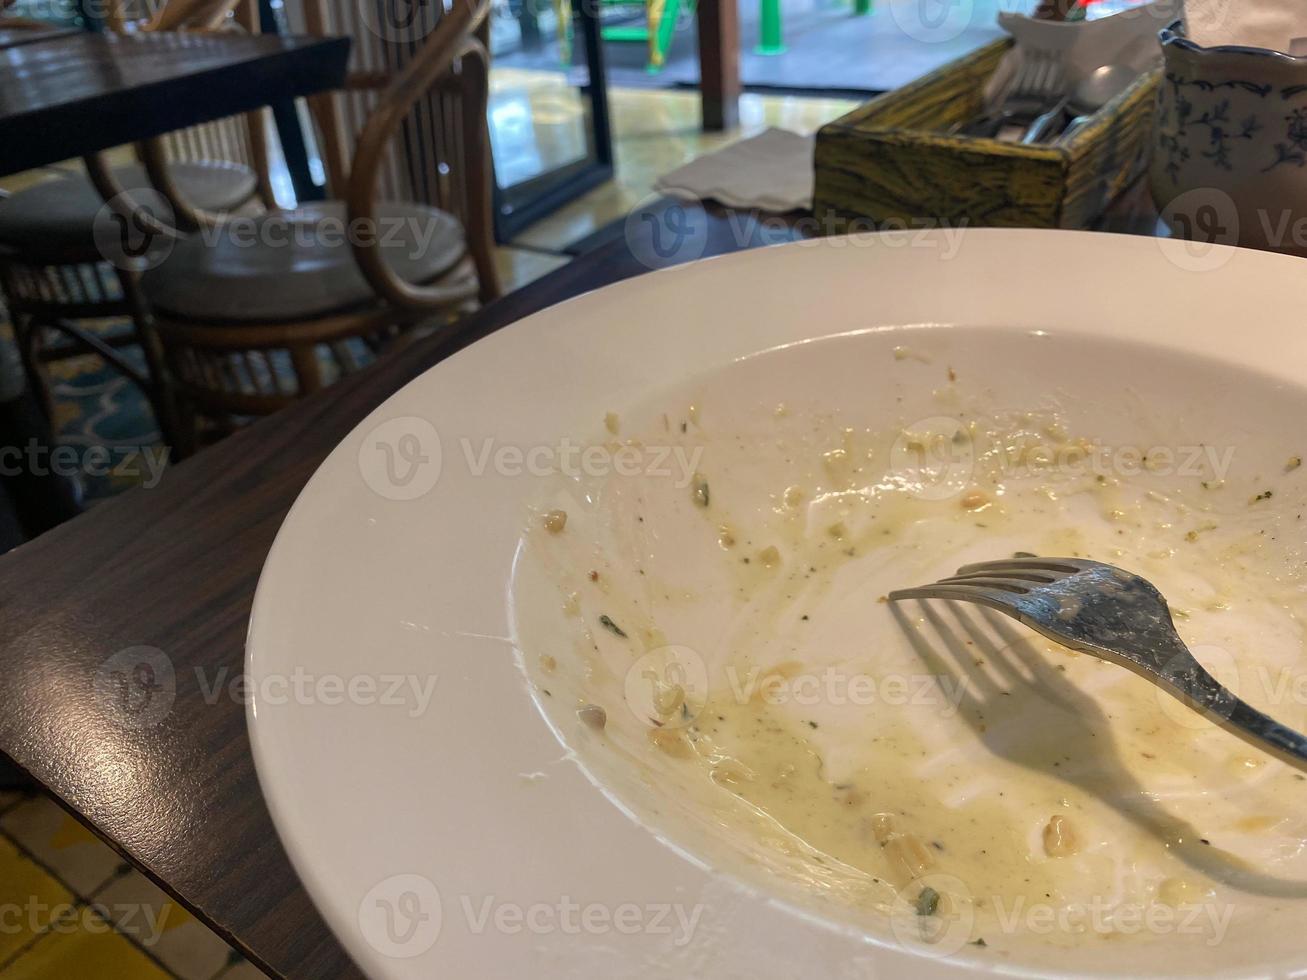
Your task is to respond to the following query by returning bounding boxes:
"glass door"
[487,0,613,239]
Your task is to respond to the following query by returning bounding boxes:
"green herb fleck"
[1252,490,1273,504]
[598,615,627,638]
[971,937,987,947]
[694,479,710,508]
[915,886,940,917]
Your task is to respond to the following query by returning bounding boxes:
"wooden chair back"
[104,0,243,30]
[283,0,498,301]
[149,1,495,453]
[103,0,277,225]
[284,0,478,203]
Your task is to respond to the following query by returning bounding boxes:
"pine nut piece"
[648,727,695,759]
[1043,815,1079,857]
[577,704,607,731]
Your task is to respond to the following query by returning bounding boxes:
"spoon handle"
[1021,98,1069,145]
[1059,113,1092,143]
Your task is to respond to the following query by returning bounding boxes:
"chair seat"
[140,201,468,322]
[0,161,257,258]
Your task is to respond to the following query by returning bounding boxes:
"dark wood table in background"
[0,192,1159,977]
[0,25,78,49]
[0,27,349,542]
[0,30,349,176]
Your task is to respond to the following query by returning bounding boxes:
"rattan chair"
[0,0,272,444]
[138,0,499,453]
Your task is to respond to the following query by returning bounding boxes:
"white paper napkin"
[654,128,815,212]
[1183,0,1307,52]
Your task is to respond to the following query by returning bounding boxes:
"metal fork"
[890,557,1307,773]
[958,49,1067,138]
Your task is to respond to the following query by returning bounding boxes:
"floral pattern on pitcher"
[1157,73,1307,180]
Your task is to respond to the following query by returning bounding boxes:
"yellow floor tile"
[0,796,122,897]
[0,835,75,965]
[3,911,171,980]
[95,870,235,980]
[214,959,265,980]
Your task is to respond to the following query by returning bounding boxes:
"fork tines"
[888,557,1089,603]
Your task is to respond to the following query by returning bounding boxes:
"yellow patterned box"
[813,41,1160,230]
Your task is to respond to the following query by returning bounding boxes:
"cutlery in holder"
[814,40,1160,231]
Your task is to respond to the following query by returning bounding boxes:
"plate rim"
[246,229,1306,979]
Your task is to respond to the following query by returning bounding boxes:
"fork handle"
[1163,663,1307,774]
[1027,621,1307,774]
[1213,698,1307,774]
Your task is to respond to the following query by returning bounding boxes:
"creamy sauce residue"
[509,332,1307,974]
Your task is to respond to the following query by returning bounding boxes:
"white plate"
[247,230,1307,979]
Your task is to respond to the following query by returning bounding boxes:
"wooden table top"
[0,202,814,978]
[0,30,349,176]
[0,24,78,49]
[0,193,1160,976]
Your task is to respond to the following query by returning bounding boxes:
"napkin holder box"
[813,40,1160,230]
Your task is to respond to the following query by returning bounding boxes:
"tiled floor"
[0,76,863,975]
[497,68,859,251]
[0,790,250,978]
